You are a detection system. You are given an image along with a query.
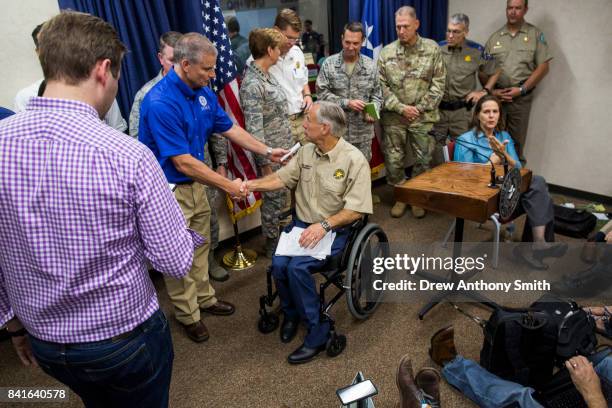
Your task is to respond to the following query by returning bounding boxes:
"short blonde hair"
[249,28,286,59]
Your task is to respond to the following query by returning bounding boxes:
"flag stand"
[222,199,257,270]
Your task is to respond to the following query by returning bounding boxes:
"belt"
[288,112,303,120]
[439,100,470,111]
[111,326,141,342]
[175,180,194,185]
[111,310,162,342]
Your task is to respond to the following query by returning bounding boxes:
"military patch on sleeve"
[333,169,345,179]
[465,55,472,62]
[539,32,547,44]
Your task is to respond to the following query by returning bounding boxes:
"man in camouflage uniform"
[316,21,382,162]
[129,31,181,139]
[379,6,446,218]
[203,135,230,281]
[435,14,499,140]
[240,28,294,258]
[485,0,552,160]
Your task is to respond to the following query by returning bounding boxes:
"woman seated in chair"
[454,95,566,267]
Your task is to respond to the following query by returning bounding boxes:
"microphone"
[450,136,510,179]
[428,130,510,187]
[453,138,499,189]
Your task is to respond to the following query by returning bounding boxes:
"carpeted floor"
[0,184,606,408]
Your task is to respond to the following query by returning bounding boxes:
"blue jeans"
[271,219,350,348]
[30,309,174,408]
[443,353,612,408]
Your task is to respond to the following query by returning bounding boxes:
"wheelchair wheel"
[345,223,389,320]
[258,313,279,334]
[326,333,346,357]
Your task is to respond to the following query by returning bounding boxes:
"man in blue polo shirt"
[140,33,287,342]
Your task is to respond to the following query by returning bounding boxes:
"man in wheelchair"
[245,101,373,364]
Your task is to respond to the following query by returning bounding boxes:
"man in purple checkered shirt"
[0,12,202,408]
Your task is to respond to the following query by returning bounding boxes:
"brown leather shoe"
[396,354,421,408]
[429,325,457,366]
[183,320,209,343]
[201,300,235,316]
[415,367,441,406]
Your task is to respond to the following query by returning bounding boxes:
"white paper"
[594,212,609,221]
[281,142,301,162]
[562,202,575,208]
[275,226,336,260]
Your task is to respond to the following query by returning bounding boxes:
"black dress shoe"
[287,343,326,364]
[280,318,299,343]
[201,300,235,316]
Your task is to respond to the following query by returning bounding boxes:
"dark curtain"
[349,0,448,45]
[57,0,206,121]
[328,0,349,55]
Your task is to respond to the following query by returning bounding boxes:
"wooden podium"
[394,162,532,319]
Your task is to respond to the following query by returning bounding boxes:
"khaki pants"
[431,108,471,165]
[502,93,534,158]
[289,115,307,145]
[164,183,216,325]
[433,108,471,139]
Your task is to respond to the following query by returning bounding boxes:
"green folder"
[363,103,379,121]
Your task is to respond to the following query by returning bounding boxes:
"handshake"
[227,178,253,201]
[225,144,300,201]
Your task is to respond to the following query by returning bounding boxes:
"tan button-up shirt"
[276,137,373,223]
[485,22,552,88]
[439,40,494,102]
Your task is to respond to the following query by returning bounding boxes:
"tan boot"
[429,325,457,366]
[391,202,408,218]
[396,355,422,408]
[411,206,426,219]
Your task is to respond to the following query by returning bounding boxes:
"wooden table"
[394,162,532,319]
[394,162,532,224]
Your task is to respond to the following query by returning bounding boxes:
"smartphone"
[336,379,378,405]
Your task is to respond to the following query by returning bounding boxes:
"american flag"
[200,0,262,222]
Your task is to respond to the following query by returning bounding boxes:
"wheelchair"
[257,213,389,357]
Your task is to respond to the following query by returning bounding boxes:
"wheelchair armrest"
[347,215,368,231]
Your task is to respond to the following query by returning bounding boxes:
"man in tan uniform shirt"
[435,14,499,139]
[246,101,372,364]
[485,0,552,159]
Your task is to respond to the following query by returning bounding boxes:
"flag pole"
[222,196,257,270]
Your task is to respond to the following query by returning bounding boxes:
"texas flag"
[360,0,382,61]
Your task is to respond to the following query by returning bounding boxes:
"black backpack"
[480,297,597,390]
[553,204,597,238]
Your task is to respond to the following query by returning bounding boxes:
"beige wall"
[0,0,59,109]
[449,0,612,196]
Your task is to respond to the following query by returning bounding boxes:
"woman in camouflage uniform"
[240,28,293,257]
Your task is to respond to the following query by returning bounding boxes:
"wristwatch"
[483,87,491,94]
[320,219,332,233]
[519,86,527,96]
[265,146,273,158]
